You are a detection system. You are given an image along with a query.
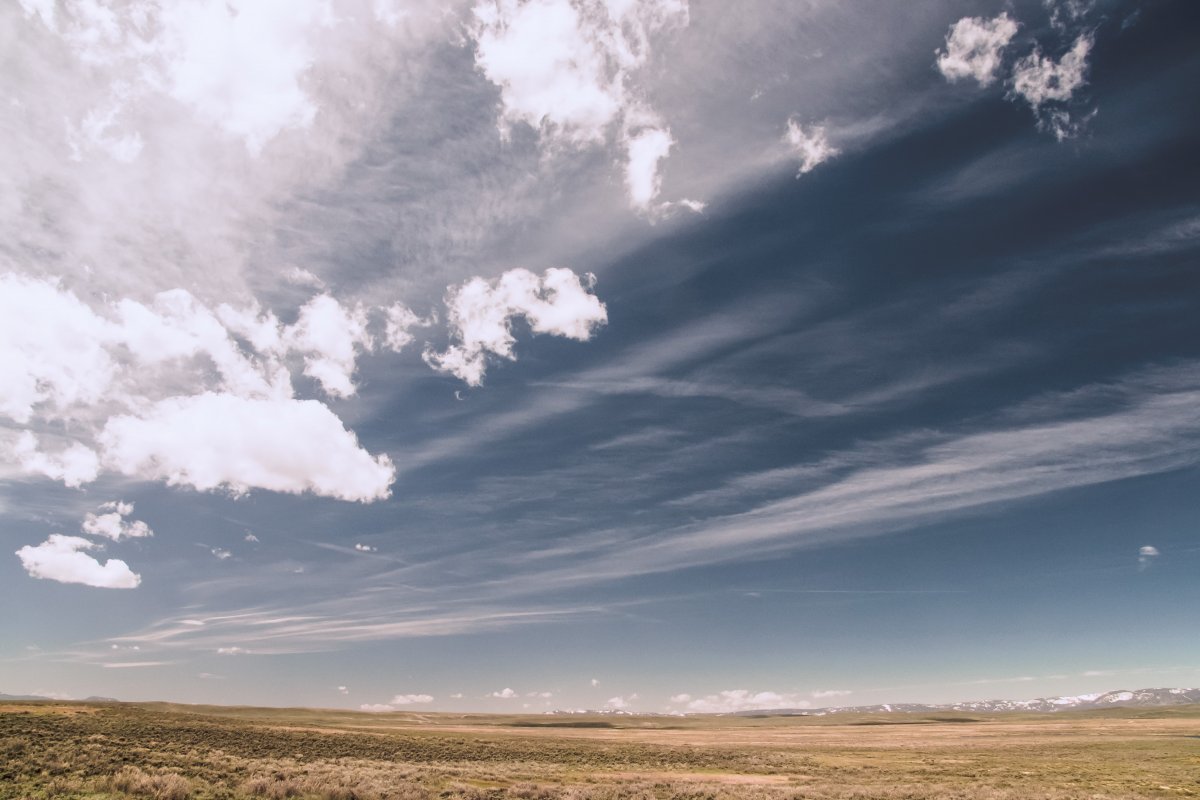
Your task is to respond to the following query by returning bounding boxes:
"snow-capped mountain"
[729,687,1200,716]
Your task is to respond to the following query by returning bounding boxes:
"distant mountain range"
[4,687,1197,715]
[728,687,1200,716]
[0,694,118,702]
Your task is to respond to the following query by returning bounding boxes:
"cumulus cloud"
[21,0,335,155]
[1138,545,1159,569]
[425,268,607,386]
[1011,34,1092,107]
[0,274,118,425]
[15,534,140,589]
[384,304,435,353]
[390,693,434,705]
[338,685,349,695]
[625,126,674,210]
[936,13,1019,86]
[470,0,690,210]
[811,689,852,700]
[784,119,838,175]
[490,687,518,699]
[284,295,373,398]
[6,432,100,488]
[354,543,377,552]
[81,501,153,541]
[591,678,600,687]
[605,694,636,710]
[678,689,811,713]
[99,393,395,502]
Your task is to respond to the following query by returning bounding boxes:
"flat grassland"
[2,701,1198,800]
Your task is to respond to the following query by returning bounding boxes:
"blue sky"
[2,0,1198,713]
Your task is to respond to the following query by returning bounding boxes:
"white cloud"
[491,687,518,699]
[625,126,674,210]
[590,678,600,687]
[384,304,435,353]
[6,432,100,488]
[783,119,838,176]
[216,646,246,655]
[1011,34,1092,108]
[389,693,434,705]
[936,13,1019,86]
[668,693,691,703]
[811,689,852,700]
[450,692,464,699]
[338,685,349,694]
[605,694,636,710]
[526,690,553,698]
[284,295,373,399]
[99,393,395,502]
[681,689,810,713]
[1138,545,1159,569]
[283,266,325,288]
[0,274,118,425]
[244,533,259,542]
[15,534,140,589]
[470,0,690,210]
[211,548,232,560]
[425,268,607,386]
[354,543,377,552]
[81,501,153,541]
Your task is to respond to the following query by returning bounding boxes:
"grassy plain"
[2,700,1198,800]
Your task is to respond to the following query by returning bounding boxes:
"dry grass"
[1,701,1198,800]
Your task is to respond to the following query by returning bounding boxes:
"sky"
[1,0,1198,715]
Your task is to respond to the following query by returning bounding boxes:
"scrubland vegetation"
[2,701,1198,800]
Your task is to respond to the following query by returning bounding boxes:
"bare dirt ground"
[2,701,1198,800]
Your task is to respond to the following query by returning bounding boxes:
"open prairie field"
[2,701,1198,800]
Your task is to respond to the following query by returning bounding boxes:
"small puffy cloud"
[625,127,673,210]
[81,501,153,541]
[152,0,335,154]
[590,678,600,687]
[669,693,691,703]
[99,393,395,502]
[450,692,464,699]
[389,693,434,705]
[1138,545,1159,569]
[216,646,246,655]
[284,295,373,398]
[211,548,232,560]
[338,686,349,695]
[1011,34,1092,107]
[936,13,1020,86]
[526,691,553,698]
[384,304,435,353]
[283,266,325,288]
[0,274,116,425]
[354,543,377,552]
[425,268,607,386]
[605,695,634,710]
[6,432,100,488]
[470,0,690,210]
[784,119,838,176]
[99,501,134,516]
[491,687,518,699]
[679,689,810,713]
[244,533,259,543]
[811,689,852,700]
[15,534,140,589]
